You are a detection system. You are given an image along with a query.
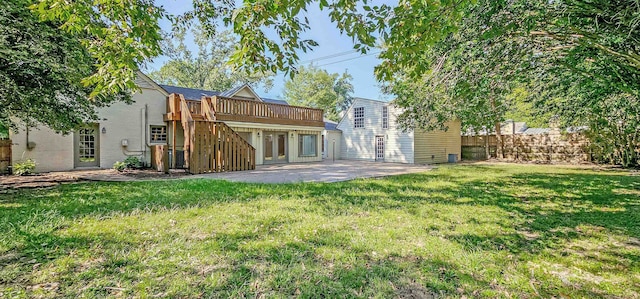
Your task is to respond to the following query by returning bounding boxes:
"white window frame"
[150,125,167,144]
[354,107,365,128]
[382,106,389,129]
[298,134,317,157]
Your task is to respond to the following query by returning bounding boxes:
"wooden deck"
[165,95,325,127]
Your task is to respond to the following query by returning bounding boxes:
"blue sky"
[147,0,393,101]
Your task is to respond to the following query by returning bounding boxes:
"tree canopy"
[1,0,116,133]
[32,0,473,99]
[148,28,273,92]
[282,66,353,121]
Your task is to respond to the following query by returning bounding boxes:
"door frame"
[375,135,385,161]
[263,131,288,164]
[74,123,100,168]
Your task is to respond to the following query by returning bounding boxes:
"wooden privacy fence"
[0,139,10,174]
[462,132,591,163]
[461,135,497,160]
[187,121,256,174]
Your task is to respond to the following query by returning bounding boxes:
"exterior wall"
[11,126,74,172]
[10,83,167,172]
[219,121,323,165]
[233,88,259,99]
[337,98,415,163]
[322,130,342,160]
[289,130,323,163]
[414,120,462,164]
[97,87,167,169]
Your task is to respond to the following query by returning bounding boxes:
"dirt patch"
[396,282,439,299]
[0,169,190,192]
[118,168,190,179]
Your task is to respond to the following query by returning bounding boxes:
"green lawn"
[1,165,639,298]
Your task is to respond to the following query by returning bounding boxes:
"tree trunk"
[485,131,490,159]
[490,97,504,159]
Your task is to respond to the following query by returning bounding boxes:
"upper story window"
[354,107,365,128]
[150,125,167,143]
[382,106,389,129]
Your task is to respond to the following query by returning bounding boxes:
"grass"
[0,164,639,298]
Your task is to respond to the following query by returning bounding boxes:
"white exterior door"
[375,136,384,161]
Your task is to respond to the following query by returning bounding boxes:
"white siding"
[414,120,462,164]
[322,130,342,160]
[336,98,414,163]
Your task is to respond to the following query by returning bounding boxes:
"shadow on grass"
[1,165,639,297]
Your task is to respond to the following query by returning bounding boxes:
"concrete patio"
[192,160,434,183]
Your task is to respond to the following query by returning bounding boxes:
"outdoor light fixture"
[101,127,107,134]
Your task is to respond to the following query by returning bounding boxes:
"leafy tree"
[527,0,640,166]
[503,87,551,128]
[33,0,164,98]
[1,0,110,133]
[388,0,538,158]
[282,66,353,121]
[33,0,472,97]
[148,28,273,92]
[0,124,8,139]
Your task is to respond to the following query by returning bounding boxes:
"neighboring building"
[10,72,325,172]
[463,119,528,136]
[336,98,461,164]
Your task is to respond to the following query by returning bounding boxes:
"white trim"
[136,71,169,96]
[226,84,264,102]
[222,121,324,132]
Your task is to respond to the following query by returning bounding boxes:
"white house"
[10,72,325,172]
[336,98,461,164]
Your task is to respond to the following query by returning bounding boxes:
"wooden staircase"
[169,93,256,174]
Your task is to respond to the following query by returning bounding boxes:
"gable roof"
[219,85,247,97]
[262,97,289,105]
[220,84,264,102]
[336,97,391,130]
[324,118,340,131]
[159,85,220,100]
[136,71,169,96]
[158,84,288,105]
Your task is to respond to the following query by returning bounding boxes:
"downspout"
[144,104,148,166]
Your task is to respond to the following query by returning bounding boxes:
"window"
[354,107,365,128]
[382,106,389,129]
[150,125,167,143]
[298,134,317,157]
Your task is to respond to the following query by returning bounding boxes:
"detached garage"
[336,98,460,164]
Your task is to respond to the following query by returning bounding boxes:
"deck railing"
[211,96,324,125]
[166,95,324,127]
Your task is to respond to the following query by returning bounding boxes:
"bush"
[13,159,36,176]
[123,156,143,169]
[113,161,127,172]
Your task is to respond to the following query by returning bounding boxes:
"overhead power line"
[315,51,381,67]
[299,49,361,64]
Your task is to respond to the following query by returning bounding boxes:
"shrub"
[123,156,143,169]
[113,161,127,172]
[13,159,36,176]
